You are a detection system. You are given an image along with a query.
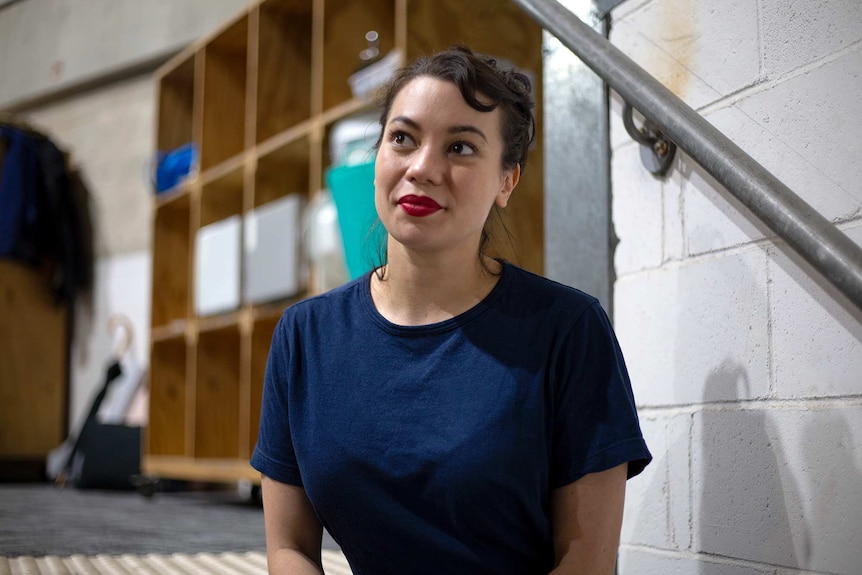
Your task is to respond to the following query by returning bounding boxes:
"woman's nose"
[405,145,442,185]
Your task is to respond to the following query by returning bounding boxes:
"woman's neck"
[370,243,502,327]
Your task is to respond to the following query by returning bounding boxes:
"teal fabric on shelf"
[325,161,385,280]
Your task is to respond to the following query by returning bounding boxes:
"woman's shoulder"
[501,261,602,313]
[277,273,369,326]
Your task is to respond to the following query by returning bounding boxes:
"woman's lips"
[398,195,441,217]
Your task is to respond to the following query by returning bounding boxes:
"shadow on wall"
[676,154,777,255]
[681,145,862,344]
[797,413,862,573]
[697,361,809,571]
[617,147,861,571]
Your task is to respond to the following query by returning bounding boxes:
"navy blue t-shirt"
[251,262,651,574]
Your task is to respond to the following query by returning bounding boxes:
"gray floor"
[0,483,339,557]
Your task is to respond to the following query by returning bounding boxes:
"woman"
[251,46,651,575]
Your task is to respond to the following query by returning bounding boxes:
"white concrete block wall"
[619,548,780,575]
[611,144,664,274]
[687,404,862,574]
[759,0,862,79]
[769,226,862,399]
[609,0,862,573]
[621,413,692,550]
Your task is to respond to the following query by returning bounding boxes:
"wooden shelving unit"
[146,0,545,485]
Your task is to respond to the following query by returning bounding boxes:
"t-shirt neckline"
[359,261,511,336]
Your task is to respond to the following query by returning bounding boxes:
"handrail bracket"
[622,101,677,177]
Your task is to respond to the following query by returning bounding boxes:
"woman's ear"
[495,164,521,208]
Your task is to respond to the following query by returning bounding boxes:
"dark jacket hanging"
[0,124,93,304]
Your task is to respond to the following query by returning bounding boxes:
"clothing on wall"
[0,122,93,304]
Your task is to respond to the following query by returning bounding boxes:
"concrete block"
[770,406,862,575]
[614,250,770,406]
[760,0,862,78]
[691,406,862,573]
[609,0,653,21]
[612,143,664,276]
[692,408,802,568]
[734,49,862,217]
[680,72,861,256]
[607,91,643,155]
[770,225,862,399]
[681,142,769,256]
[662,159,687,262]
[609,91,628,152]
[621,413,692,550]
[608,0,759,107]
[608,98,701,273]
[618,548,778,575]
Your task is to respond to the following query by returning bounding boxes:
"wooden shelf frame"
[147,0,545,485]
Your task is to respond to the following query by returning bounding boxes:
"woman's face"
[374,76,519,258]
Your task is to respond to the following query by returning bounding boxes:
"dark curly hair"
[372,46,536,274]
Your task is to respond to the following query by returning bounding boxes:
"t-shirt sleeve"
[250,313,304,486]
[551,301,651,488]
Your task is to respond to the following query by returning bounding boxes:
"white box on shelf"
[194,215,241,316]
[244,193,304,304]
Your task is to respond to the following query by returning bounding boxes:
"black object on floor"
[52,360,141,491]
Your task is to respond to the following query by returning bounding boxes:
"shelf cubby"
[321,0,396,112]
[194,325,242,459]
[200,164,245,228]
[406,0,539,59]
[201,16,250,170]
[255,134,310,207]
[154,181,192,210]
[151,194,191,328]
[148,336,188,456]
[197,311,242,334]
[255,0,314,143]
[156,53,197,152]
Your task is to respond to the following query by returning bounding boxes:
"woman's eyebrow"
[389,115,420,130]
[389,116,488,144]
[448,125,488,143]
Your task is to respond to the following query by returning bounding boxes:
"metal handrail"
[513,0,862,311]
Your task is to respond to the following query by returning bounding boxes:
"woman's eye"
[450,142,476,156]
[391,131,414,147]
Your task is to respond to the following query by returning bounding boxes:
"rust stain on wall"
[656,0,695,100]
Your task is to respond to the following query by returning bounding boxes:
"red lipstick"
[398,195,441,217]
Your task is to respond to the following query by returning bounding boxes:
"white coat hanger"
[107,313,134,361]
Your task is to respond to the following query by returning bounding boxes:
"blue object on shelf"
[325,161,385,280]
[154,143,197,194]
